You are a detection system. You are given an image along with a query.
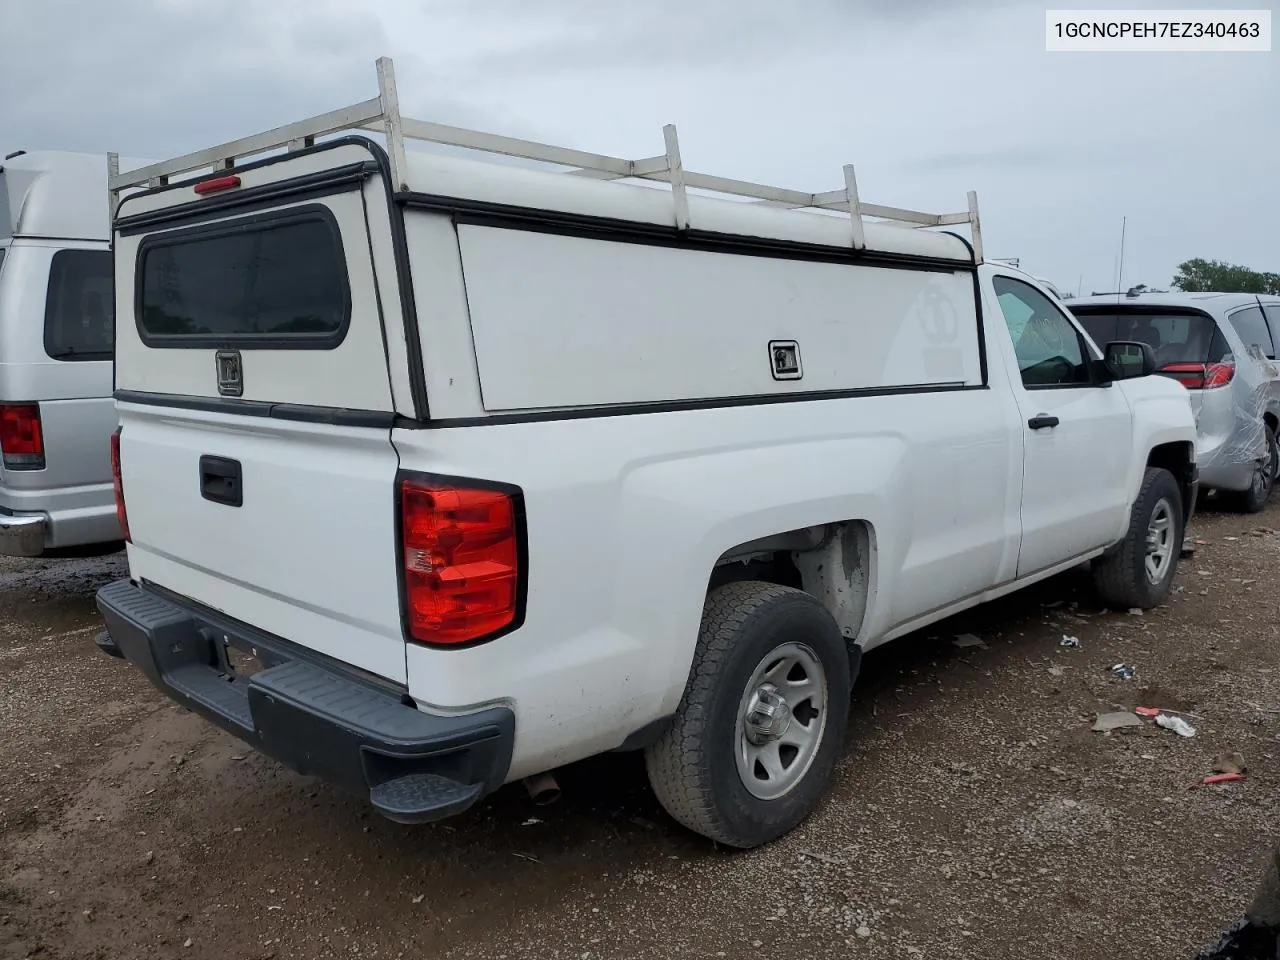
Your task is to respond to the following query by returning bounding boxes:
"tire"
[644,581,852,849]
[1093,467,1185,610]
[1225,425,1278,514]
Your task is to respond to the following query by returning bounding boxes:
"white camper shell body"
[97,59,1198,848]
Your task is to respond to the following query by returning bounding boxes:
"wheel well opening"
[711,521,873,644]
[1147,441,1196,518]
[709,538,806,593]
[708,552,804,592]
[1265,412,1278,434]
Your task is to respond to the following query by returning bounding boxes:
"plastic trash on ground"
[1155,714,1197,738]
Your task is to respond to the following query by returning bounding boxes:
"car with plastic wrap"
[1069,291,1280,512]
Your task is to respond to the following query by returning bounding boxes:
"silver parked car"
[1069,291,1280,512]
[0,150,130,555]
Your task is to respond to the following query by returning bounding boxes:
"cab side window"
[993,276,1092,388]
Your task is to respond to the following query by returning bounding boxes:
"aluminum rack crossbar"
[108,56,983,262]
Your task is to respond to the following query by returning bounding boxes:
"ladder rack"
[109,57,983,262]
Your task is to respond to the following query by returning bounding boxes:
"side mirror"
[1103,340,1157,380]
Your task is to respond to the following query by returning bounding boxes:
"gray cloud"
[897,145,1122,174]
[418,0,1021,78]
[0,0,522,158]
[2,0,1275,293]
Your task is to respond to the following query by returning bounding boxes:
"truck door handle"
[199,455,243,507]
[1028,414,1060,430]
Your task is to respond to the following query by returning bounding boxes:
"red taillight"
[1159,361,1234,390]
[1203,362,1235,389]
[399,477,522,646]
[110,427,131,543]
[0,403,45,470]
[193,174,241,196]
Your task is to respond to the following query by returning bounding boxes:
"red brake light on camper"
[399,477,523,646]
[193,174,242,196]
[0,404,45,470]
[110,427,130,543]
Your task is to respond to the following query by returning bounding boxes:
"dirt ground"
[3,501,1280,960]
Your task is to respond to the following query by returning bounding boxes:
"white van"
[96,59,1198,848]
[0,150,139,555]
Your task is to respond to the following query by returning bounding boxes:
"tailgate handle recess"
[199,455,243,508]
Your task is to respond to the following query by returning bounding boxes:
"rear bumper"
[95,579,514,824]
[0,484,121,555]
[0,507,46,557]
[1198,462,1255,494]
[1196,407,1267,493]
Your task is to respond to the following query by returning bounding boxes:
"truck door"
[987,273,1135,577]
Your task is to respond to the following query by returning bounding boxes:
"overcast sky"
[2,0,1275,294]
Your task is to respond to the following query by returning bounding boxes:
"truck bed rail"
[108,57,983,262]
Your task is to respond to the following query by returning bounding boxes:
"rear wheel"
[1093,467,1184,609]
[1224,424,1277,514]
[644,581,851,848]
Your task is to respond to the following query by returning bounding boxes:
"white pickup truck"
[96,59,1197,849]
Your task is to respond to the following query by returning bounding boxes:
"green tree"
[1172,258,1280,295]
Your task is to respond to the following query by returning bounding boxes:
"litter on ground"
[1155,714,1197,738]
[1212,752,1247,775]
[1093,711,1143,733]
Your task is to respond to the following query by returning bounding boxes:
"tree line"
[1171,259,1280,295]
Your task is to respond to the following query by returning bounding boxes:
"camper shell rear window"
[135,205,350,349]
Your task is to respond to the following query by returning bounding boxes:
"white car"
[96,59,1198,849]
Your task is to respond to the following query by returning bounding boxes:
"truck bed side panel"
[394,386,1019,779]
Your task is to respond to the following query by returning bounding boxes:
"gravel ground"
[3,500,1280,960]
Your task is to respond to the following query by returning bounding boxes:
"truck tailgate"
[118,407,405,682]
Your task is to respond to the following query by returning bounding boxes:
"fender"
[611,433,907,718]
[1119,374,1200,518]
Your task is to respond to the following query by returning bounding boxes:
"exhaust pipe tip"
[523,771,561,806]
